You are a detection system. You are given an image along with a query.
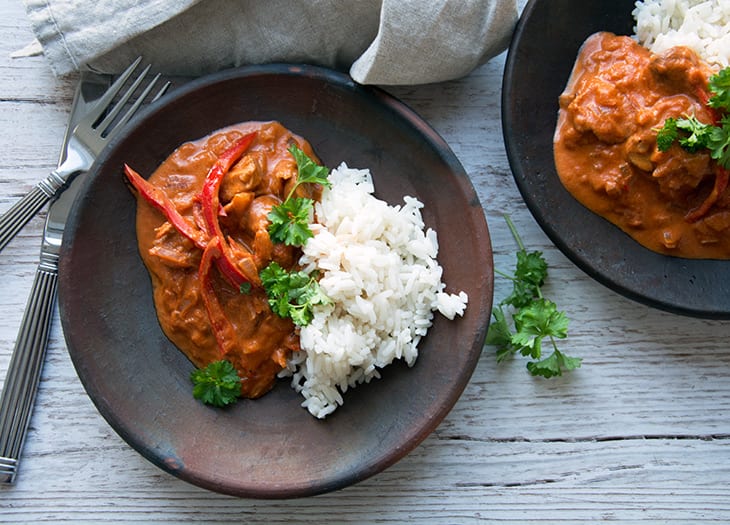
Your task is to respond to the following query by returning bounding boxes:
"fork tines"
[85,57,170,139]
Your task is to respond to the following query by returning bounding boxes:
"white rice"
[633,0,730,69]
[279,163,468,419]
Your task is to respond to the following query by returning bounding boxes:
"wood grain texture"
[1,0,730,522]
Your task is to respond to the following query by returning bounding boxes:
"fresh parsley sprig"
[656,66,730,169]
[485,215,581,378]
[190,359,242,407]
[708,67,730,110]
[260,262,331,326]
[267,145,331,246]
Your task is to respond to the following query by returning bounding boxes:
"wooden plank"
[1,0,730,521]
[2,438,729,523]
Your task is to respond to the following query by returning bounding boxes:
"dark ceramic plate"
[502,0,730,319]
[57,64,493,498]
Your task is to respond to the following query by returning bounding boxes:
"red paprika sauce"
[129,121,320,398]
[554,32,729,258]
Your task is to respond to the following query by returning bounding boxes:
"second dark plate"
[502,0,730,319]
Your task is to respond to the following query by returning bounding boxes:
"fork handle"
[0,172,65,253]
[0,261,58,484]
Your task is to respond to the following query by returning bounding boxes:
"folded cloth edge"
[21,0,518,85]
[350,0,518,85]
[22,0,202,76]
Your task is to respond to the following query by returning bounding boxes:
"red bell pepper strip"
[124,164,208,249]
[686,166,730,222]
[695,85,723,126]
[198,237,237,357]
[200,133,257,237]
[685,84,728,222]
[200,132,258,288]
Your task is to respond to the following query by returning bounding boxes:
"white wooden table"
[2,1,730,522]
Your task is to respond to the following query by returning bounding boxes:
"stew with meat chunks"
[554,32,729,258]
[128,121,321,398]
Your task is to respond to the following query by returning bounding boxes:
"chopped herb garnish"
[260,262,331,326]
[190,359,241,407]
[656,66,730,169]
[486,215,581,378]
[267,145,331,246]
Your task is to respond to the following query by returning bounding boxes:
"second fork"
[0,57,166,253]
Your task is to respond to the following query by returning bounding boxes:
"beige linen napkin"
[23,0,517,85]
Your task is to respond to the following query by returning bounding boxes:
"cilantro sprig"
[190,359,242,407]
[655,66,730,169]
[260,262,331,326]
[485,216,581,378]
[267,145,331,246]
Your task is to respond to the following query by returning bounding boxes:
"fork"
[0,57,164,253]
[0,63,169,484]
